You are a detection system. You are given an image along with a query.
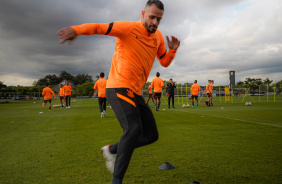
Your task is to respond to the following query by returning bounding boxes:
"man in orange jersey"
[190,80,201,107]
[151,72,164,111]
[94,72,107,118]
[166,78,176,109]
[210,80,215,106]
[63,81,72,109]
[58,84,66,108]
[146,84,154,104]
[57,1,180,183]
[42,84,57,111]
[204,80,212,107]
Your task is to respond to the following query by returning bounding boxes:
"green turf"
[0,96,281,184]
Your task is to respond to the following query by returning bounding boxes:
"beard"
[145,22,157,33]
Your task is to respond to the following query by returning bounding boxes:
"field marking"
[175,109,282,128]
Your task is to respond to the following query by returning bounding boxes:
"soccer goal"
[232,88,247,97]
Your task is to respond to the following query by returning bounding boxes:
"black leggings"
[106,88,158,179]
[65,95,71,106]
[98,97,107,112]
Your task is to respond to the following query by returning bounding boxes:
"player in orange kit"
[151,72,164,111]
[63,81,72,109]
[57,1,180,183]
[42,84,57,111]
[146,84,154,104]
[58,84,66,108]
[94,72,107,118]
[190,80,201,107]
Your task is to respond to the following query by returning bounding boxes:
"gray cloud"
[0,0,281,86]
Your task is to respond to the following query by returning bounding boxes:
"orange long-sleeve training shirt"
[42,87,56,100]
[148,85,152,94]
[59,87,65,97]
[94,78,107,98]
[151,77,164,93]
[190,83,201,96]
[64,85,72,96]
[210,83,213,94]
[71,19,176,95]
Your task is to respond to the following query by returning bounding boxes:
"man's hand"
[166,36,180,50]
[56,27,77,44]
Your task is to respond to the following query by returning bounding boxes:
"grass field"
[0,95,281,184]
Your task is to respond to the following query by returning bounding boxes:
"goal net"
[232,88,247,97]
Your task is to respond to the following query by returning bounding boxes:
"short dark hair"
[45,83,49,86]
[156,72,160,77]
[146,0,164,11]
[194,80,197,83]
[100,72,104,78]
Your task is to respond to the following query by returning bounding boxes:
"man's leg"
[65,96,69,107]
[103,98,107,115]
[98,97,103,112]
[157,97,161,109]
[49,100,52,111]
[106,88,158,181]
[172,94,175,108]
[69,96,71,107]
[98,97,104,118]
[168,94,171,108]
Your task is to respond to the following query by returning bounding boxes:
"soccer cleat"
[192,106,195,108]
[103,110,106,116]
[101,112,104,118]
[204,102,207,106]
[211,104,215,106]
[101,145,115,173]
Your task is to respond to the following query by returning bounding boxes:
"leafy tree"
[263,77,273,85]
[59,71,74,82]
[75,81,94,96]
[273,80,282,93]
[73,73,93,85]
[0,81,6,88]
[236,81,244,87]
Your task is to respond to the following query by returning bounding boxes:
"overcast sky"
[0,0,281,86]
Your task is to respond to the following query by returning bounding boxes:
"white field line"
[175,109,282,128]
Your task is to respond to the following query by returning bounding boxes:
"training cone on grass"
[158,162,175,170]
[190,182,201,184]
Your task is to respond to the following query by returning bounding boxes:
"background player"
[94,72,107,118]
[166,78,176,109]
[204,80,212,107]
[42,84,57,111]
[64,81,72,109]
[58,84,66,108]
[146,84,154,104]
[151,72,164,111]
[190,80,201,107]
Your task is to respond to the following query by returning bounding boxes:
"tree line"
[34,71,96,86]
[0,75,282,97]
